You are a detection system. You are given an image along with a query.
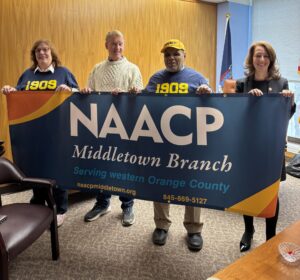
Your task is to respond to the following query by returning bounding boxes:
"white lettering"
[99,104,129,140]
[70,103,98,137]
[130,105,163,143]
[196,108,224,145]
[161,105,192,145]
[70,103,225,146]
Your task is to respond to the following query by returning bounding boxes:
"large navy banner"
[7,92,291,217]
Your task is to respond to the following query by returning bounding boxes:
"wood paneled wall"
[0,0,216,158]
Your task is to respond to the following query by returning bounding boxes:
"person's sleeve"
[197,74,212,94]
[65,69,79,92]
[86,69,95,90]
[285,79,296,117]
[144,75,156,93]
[199,75,209,86]
[291,103,296,116]
[16,77,23,91]
[15,71,27,91]
[131,66,144,90]
[283,78,289,90]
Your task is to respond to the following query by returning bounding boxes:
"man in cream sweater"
[82,30,143,226]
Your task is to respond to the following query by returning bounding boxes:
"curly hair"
[30,39,61,70]
[244,41,281,80]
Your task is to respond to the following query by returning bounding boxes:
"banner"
[7,91,291,217]
[219,14,233,90]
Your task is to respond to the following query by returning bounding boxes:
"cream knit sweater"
[87,57,143,92]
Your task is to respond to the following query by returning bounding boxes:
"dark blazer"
[236,76,288,93]
[236,75,295,181]
[235,76,295,115]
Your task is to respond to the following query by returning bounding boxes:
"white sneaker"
[57,214,66,227]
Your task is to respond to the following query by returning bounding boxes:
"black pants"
[95,192,134,210]
[31,186,68,214]
[243,199,279,240]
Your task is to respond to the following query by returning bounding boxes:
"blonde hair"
[105,30,124,43]
[244,41,280,80]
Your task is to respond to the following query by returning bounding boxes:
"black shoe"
[152,228,168,245]
[187,233,203,251]
[84,204,111,222]
[240,230,255,252]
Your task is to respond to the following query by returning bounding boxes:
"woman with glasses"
[236,41,295,252]
[2,39,78,93]
[1,39,79,227]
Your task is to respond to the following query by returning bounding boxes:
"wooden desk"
[211,220,300,280]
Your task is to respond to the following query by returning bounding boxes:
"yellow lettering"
[48,80,57,90]
[155,84,160,94]
[39,81,48,90]
[160,83,169,94]
[25,81,30,90]
[29,81,39,90]
[169,82,178,93]
[179,83,188,94]
[155,82,189,94]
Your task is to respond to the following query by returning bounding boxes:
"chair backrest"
[0,157,59,280]
[0,158,25,188]
[223,79,237,94]
[0,140,4,157]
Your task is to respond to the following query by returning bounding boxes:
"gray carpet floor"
[3,174,300,280]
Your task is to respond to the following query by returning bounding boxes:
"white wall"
[252,0,300,143]
[252,0,300,81]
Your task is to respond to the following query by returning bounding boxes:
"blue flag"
[219,16,233,89]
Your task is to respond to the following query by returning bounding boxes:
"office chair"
[0,150,59,280]
[0,140,4,157]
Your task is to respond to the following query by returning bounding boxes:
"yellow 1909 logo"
[25,80,57,90]
[156,82,189,94]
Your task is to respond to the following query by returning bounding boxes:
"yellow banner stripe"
[9,92,70,125]
[225,179,280,216]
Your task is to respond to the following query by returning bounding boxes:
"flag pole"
[219,13,233,93]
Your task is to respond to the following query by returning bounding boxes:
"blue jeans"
[95,192,134,210]
[31,186,68,214]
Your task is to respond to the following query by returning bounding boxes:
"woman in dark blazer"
[236,41,296,252]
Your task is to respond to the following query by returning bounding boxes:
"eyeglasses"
[35,47,50,53]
